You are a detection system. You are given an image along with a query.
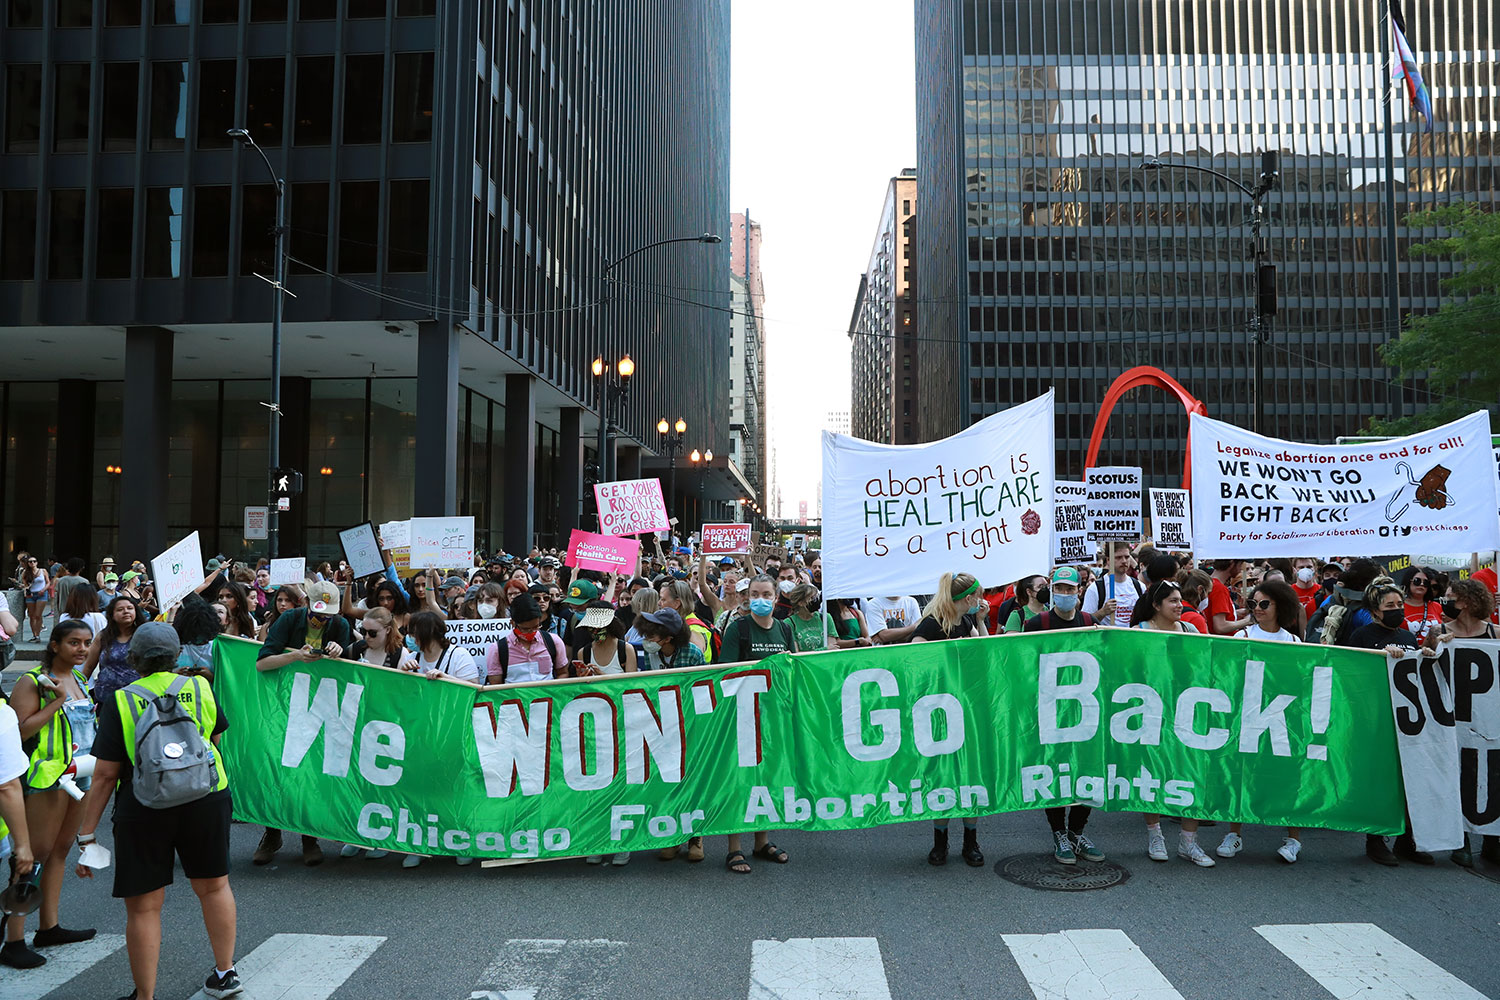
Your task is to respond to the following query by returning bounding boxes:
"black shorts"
[112,792,233,898]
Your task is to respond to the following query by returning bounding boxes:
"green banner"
[213,628,1403,861]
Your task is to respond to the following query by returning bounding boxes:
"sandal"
[753,842,789,864]
[726,850,751,874]
[685,837,705,862]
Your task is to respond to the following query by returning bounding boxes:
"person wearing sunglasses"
[1400,566,1445,641]
[1234,580,1303,643]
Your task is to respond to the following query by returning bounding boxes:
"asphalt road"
[4,809,1497,999]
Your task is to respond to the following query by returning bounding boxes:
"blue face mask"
[749,598,776,617]
[1053,594,1079,614]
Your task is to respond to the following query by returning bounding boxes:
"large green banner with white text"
[213,628,1404,861]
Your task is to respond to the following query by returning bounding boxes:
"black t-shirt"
[913,613,979,641]
[1023,610,1096,632]
[92,679,231,821]
[1348,623,1421,652]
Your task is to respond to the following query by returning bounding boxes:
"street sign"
[244,506,269,540]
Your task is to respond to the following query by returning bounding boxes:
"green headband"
[954,579,981,602]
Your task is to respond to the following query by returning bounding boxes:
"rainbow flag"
[1391,0,1435,133]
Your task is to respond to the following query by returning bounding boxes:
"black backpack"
[491,630,560,682]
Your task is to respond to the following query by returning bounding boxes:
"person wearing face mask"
[1003,575,1049,634]
[1173,569,1212,634]
[1290,558,1322,615]
[1023,567,1096,634]
[786,584,836,652]
[772,565,800,620]
[484,595,563,684]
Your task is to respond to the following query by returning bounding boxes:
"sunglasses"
[1410,578,1428,586]
[1254,599,1273,610]
[361,628,383,638]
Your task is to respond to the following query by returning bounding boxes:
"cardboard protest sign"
[378,520,410,549]
[269,557,306,586]
[1053,481,1091,566]
[151,531,204,609]
[409,516,475,569]
[1086,466,1143,542]
[701,523,752,555]
[444,617,512,661]
[593,479,670,536]
[1190,410,1500,558]
[338,522,386,579]
[566,530,640,573]
[822,391,1055,599]
[1150,489,1194,552]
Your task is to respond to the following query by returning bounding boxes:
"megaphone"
[57,754,96,801]
[0,860,43,916]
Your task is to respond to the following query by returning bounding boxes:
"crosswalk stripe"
[1002,928,1187,1000]
[1255,922,1492,1000]
[748,937,893,1000]
[2,933,125,1000]
[475,938,629,1000]
[181,933,385,1000]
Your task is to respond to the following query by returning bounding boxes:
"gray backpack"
[120,676,219,808]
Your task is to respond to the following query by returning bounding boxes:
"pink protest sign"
[593,478,670,536]
[701,522,752,555]
[566,530,641,573]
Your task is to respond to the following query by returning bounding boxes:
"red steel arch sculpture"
[1083,366,1207,490]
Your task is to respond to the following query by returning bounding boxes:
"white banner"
[1191,410,1500,559]
[151,531,203,609]
[821,391,1055,600]
[445,617,513,661]
[409,516,475,570]
[1086,466,1143,542]
[1053,481,1091,566]
[1389,641,1500,851]
[269,557,306,587]
[1150,488,1194,552]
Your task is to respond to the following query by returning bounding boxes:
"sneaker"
[610,852,631,866]
[1069,831,1105,863]
[1277,837,1301,864]
[0,939,47,969]
[33,924,97,947]
[456,855,475,866]
[1216,833,1243,858]
[1052,829,1077,865]
[585,855,605,864]
[339,844,362,859]
[252,828,282,865]
[1146,827,1168,861]
[1178,837,1216,867]
[364,849,389,860]
[400,854,422,869]
[204,966,243,998]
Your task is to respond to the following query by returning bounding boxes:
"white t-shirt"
[418,645,481,683]
[864,597,922,636]
[1135,620,1199,633]
[0,703,27,784]
[1238,623,1301,643]
[62,612,108,638]
[1083,575,1143,626]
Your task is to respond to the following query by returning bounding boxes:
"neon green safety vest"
[114,672,230,793]
[23,666,90,790]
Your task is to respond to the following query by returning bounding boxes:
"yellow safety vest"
[114,672,230,793]
[23,666,89,790]
[685,615,715,664]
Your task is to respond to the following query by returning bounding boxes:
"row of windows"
[4,0,435,28]
[2,53,433,153]
[963,268,1443,302]
[964,305,1403,337]
[965,337,1390,372]
[971,374,1390,412]
[0,179,428,280]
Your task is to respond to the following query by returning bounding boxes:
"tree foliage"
[1367,204,1500,435]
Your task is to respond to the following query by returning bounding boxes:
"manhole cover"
[994,853,1131,891]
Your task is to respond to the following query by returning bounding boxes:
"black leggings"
[1046,806,1091,834]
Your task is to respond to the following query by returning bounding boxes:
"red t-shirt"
[1205,578,1237,635]
[1292,583,1321,617]
[1403,601,1443,640]
[1180,607,1209,634]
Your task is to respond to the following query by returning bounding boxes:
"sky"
[730,0,917,520]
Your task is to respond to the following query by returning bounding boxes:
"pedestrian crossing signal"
[271,468,303,500]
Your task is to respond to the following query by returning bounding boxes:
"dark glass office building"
[917,0,1498,482]
[0,0,730,565]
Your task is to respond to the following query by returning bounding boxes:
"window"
[143,187,183,278]
[474,78,489,162]
[153,0,189,24]
[53,64,91,152]
[250,0,287,18]
[148,62,188,150]
[8,2,42,27]
[902,200,911,215]
[1,190,38,279]
[387,179,428,272]
[4,65,42,153]
[299,0,335,18]
[338,181,379,272]
[101,64,139,151]
[240,184,276,276]
[347,0,385,17]
[48,189,86,279]
[96,188,134,279]
[57,0,91,26]
[396,0,433,13]
[105,1,142,25]
[245,58,285,147]
[202,0,238,22]
[289,181,328,272]
[191,185,231,276]
[391,52,433,142]
[196,60,235,149]
[342,55,384,144]
[293,56,333,145]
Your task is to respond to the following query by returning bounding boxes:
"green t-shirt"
[789,611,836,652]
[1004,605,1041,634]
[722,616,794,662]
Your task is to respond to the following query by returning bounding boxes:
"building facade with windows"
[0,0,730,565]
[916,0,1498,482]
[728,210,767,508]
[849,170,919,444]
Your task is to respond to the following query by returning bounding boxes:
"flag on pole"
[1390,0,1435,133]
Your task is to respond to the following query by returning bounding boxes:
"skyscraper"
[849,170,920,444]
[730,211,768,507]
[916,0,1498,482]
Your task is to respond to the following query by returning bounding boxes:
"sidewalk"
[3,603,53,694]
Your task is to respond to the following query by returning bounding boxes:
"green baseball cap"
[563,579,600,606]
[1050,566,1081,586]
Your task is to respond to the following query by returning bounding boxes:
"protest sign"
[1150,488,1194,552]
[338,522,386,579]
[445,617,513,661]
[379,520,410,549]
[1086,466,1143,542]
[594,479,669,536]
[269,557,306,586]
[701,523,752,556]
[822,391,1055,599]
[1388,641,1500,851]
[151,531,203,609]
[1190,410,1500,559]
[565,530,639,574]
[1053,481,1090,565]
[215,620,1401,861]
[409,516,475,569]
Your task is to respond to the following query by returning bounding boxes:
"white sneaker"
[456,855,475,866]
[1146,827,1168,861]
[339,844,362,859]
[1216,833,1243,858]
[401,854,422,869]
[364,849,389,860]
[610,852,631,866]
[1178,837,1216,867]
[1277,838,1301,864]
[585,855,605,864]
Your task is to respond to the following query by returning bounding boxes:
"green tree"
[1367,204,1500,435]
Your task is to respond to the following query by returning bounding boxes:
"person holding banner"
[1001,575,1049,634]
[658,580,713,661]
[408,612,481,685]
[786,585,835,652]
[1233,581,1304,644]
[636,608,707,672]
[827,599,871,647]
[1398,567,1445,641]
[571,603,637,677]
[1427,578,1497,647]
[348,608,416,672]
[213,581,257,640]
[256,585,304,643]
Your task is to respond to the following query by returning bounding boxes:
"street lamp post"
[690,448,714,529]
[590,354,635,495]
[228,127,288,557]
[657,418,687,527]
[1142,153,1280,433]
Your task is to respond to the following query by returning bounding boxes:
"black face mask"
[1035,586,1051,606]
[1441,599,1462,620]
[1380,608,1406,630]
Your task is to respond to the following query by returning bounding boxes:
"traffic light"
[270,468,303,500]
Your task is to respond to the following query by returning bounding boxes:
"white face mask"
[1197,598,1210,612]
[778,580,796,594]
[477,603,498,619]
[1296,567,1316,585]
